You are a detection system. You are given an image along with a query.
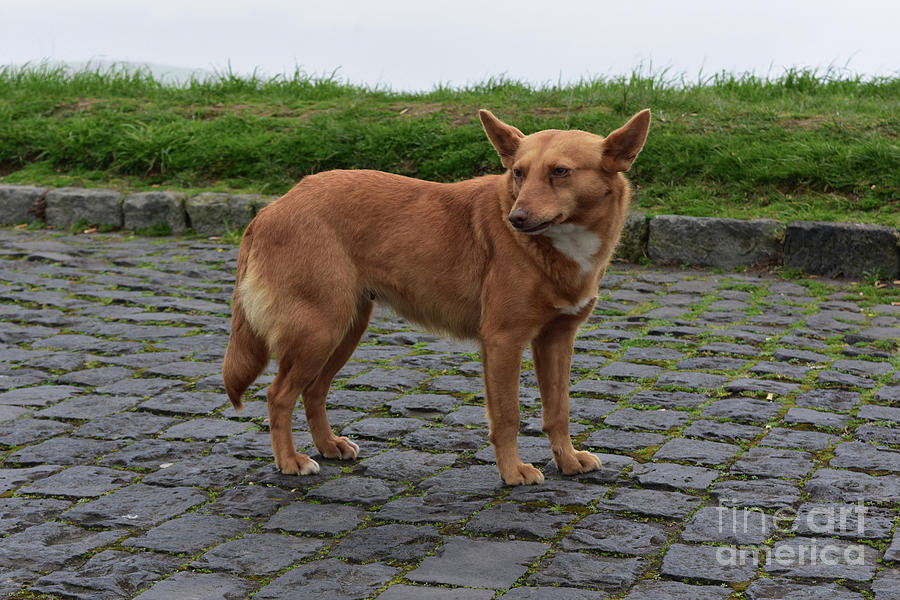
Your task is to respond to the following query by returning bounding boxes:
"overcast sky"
[2,0,898,90]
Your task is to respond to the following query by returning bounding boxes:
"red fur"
[222,109,650,484]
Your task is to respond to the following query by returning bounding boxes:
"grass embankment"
[0,64,898,226]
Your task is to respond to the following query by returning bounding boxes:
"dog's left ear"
[480,110,525,169]
[599,109,651,172]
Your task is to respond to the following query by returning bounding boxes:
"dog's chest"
[542,224,602,276]
[540,224,603,315]
[558,295,595,315]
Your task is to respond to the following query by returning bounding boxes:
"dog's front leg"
[481,335,544,485]
[532,311,603,476]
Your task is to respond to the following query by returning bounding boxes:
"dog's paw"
[557,450,603,475]
[276,452,321,476]
[501,462,545,486]
[317,435,360,460]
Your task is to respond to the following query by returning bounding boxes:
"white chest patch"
[558,296,594,315]
[542,223,602,275]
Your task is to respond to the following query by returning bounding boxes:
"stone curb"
[0,185,278,239]
[1,184,897,278]
[647,215,785,271]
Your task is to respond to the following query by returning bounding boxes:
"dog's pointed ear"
[480,110,525,169]
[599,109,651,172]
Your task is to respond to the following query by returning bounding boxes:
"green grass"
[1,63,898,226]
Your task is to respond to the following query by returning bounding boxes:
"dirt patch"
[392,102,444,117]
[0,162,23,177]
[530,106,595,116]
[778,115,829,130]
[188,102,259,120]
[50,98,104,115]
[390,102,475,127]
[182,103,331,122]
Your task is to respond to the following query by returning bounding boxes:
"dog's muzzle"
[508,209,559,235]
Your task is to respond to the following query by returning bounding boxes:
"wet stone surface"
[764,536,879,581]
[135,571,258,600]
[21,464,138,497]
[682,418,764,442]
[730,446,816,478]
[561,512,669,556]
[603,406,690,431]
[625,580,733,599]
[527,551,645,592]
[0,497,71,535]
[0,229,897,597]
[584,428,667,451]
[681,506,776,545]
[792,502,897,539]
[332,523,444,562]
[805,469,900,503]
[465,503,575,539]
[408,536,549,589]
[597,487,703,519]
[190,533,324,576]
[760,427,842,450]
[661,543,759,583]
[744,579,864,600]
[629,461,721,491]
[31,549,182,600]
[653,437,741,465]
[123,512,254,554]
[701,397,783,422]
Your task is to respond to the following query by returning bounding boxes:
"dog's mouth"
[514,215,563,236]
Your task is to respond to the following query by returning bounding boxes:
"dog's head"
[479,109,650,235]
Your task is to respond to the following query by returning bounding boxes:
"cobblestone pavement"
[0,228,898,600]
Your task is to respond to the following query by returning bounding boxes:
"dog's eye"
[552,167,570,177]
[512,168,523,179]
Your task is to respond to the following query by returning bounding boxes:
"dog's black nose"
[508,209,529,228]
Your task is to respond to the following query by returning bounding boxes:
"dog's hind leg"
[302,296,374,460]
[267,311,346,475]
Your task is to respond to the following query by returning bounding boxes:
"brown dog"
[223,109,650,485]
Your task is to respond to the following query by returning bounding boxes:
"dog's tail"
[222,221,269,412]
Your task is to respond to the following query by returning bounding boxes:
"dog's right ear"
[479,110,525,169]
[599,109,651,172]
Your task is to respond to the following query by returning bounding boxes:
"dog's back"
[240,170,507,340]
[223,170,499,408]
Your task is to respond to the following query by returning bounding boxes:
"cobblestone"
[408,537,549,589]
[32,549,181,600]
[123,513,253,554]
[561,512,669,555]
[264,500,365,535]
[465,502,575,539]
[0,229,897,598]
[745,579,864,600]
[661,543,759,583]
[730,446,816,478]
[681,506,776,544]
[334,525,441,564]
[629,461,720,491]
[625,580,732,599]
[765,536,879,581]
[682,418,763,442]
[760,426,841,450]
[597,487,703,519]
[653,437,741,465]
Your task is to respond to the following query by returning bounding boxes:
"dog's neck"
[540,223,602,277]
[494,176,603,288]
[514,224,605,304]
